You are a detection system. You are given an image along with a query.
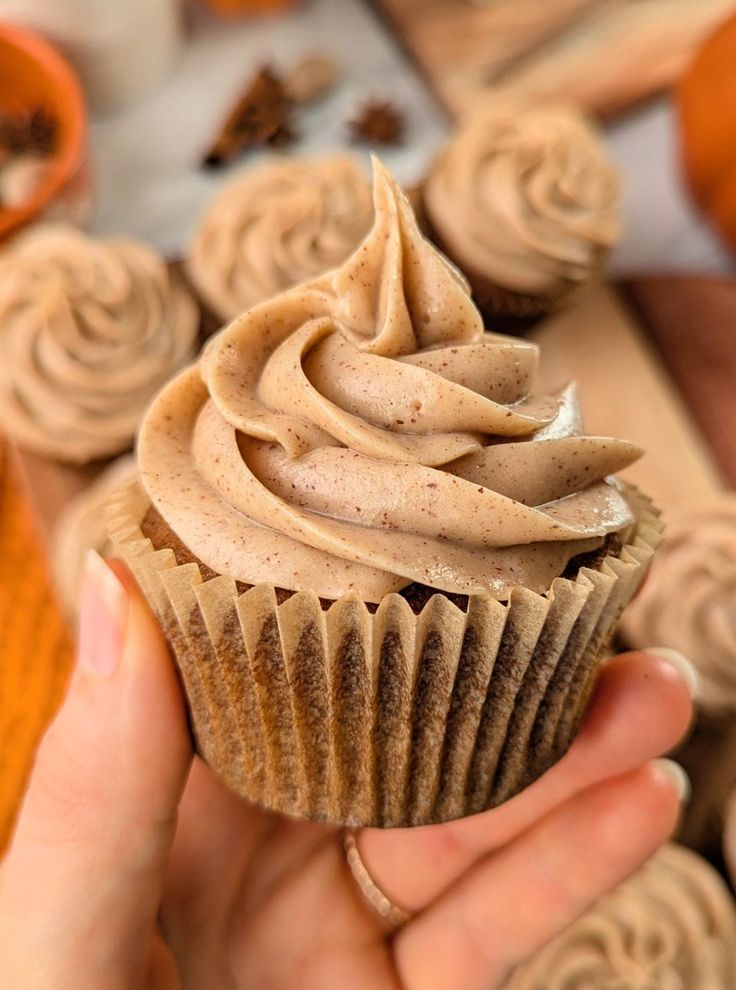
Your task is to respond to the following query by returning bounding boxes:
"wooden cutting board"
[623,277,736,490]
[1,275,734,850]
[378,0,733,119]
[532,282,726,516]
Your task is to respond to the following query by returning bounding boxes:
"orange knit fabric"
[0,437,73,851]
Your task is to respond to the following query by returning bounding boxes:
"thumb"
[0,551,192,989]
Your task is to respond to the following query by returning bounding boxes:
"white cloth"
[13,0,728,276]
[0,0,183,112]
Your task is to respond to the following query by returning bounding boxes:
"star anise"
[349,100,405,146]
[25,108,58,154]
[0,107,58,156]
[202,66,295,169]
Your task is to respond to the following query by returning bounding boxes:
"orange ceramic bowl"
[200,0,298,18]
[0,22,88,242]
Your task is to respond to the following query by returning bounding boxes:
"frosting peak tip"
[138,145,640,604]
[368,156,416,220]
[323,153,483,356]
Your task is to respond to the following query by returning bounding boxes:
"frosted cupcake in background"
[110,160,659,828]
[621,495,736,856]
[187,154,373,322]
[52,455,141,620]
[503,844,736,988]
[0,225,199,464]
[422,102,620,321]
[621,495,736,716]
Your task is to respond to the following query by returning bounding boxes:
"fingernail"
[652,758,691,803]
[645,647,699,699]
[78,550,128,677]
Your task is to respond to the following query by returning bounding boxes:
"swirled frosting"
[0,225,198,464]
[621,495,736,715]
[424,103,620,299]
[188,154,373,320]
[504,844,736,989]
[138,160,640,603]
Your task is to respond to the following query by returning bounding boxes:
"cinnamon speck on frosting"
[137,159,639,603]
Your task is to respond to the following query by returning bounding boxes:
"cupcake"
[621,495,736,715]
[109,160,659,827]
[503,844,736,988]
[422,102,620,320]
[187,154,373,322]
[52,454,141,620]
[0,224,199,464]
[621,495,736,855]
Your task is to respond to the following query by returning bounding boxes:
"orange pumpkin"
[678,11,736,252]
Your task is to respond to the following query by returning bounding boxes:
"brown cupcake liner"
[468,275,571,323]
[108,484,662,827]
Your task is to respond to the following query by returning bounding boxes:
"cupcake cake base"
[108,483,661,828]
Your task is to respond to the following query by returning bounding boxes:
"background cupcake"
[187,153,373,321]
[110,161,659,828]
[52,454,140,620]
[422,102,621,321]
[621,495,736,856]
[621,495,736,715]
[503,844,736,988]
[0,224,198,464]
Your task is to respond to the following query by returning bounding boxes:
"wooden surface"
[378,0,733,119]
[532,283,726,518]
[0,440,74,852]
[624,277,736,489]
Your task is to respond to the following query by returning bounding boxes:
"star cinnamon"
[0,107,58,156]
[349,100,405,146]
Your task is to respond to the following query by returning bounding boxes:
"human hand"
[0,553,694,990]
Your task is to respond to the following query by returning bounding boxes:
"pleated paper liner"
[108,483,662,828]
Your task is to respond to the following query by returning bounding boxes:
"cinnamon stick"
[202,66,293,169]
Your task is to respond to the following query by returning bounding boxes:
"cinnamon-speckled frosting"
[188,154,373,321]
[504,844,736,989]
[621,495,736,715]
[139,161,640,603]
[424,103,620,300]
[0,225,198,464]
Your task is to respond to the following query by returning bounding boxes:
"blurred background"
[2,1,736,984]
[1,0,734,269]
